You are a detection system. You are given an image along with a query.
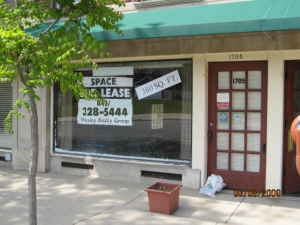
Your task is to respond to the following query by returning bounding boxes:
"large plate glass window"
[54,60,192,162]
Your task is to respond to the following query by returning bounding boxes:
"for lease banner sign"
[78,74,133,126]
[135,70,181,100]
[77,99,132,126]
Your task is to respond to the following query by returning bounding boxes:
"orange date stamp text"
[234,189,281,197]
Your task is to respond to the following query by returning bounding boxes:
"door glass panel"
[217,152,228,170]
[247,133,260,152]
[232,112,245,130]
[217,112,229,130]
[247,112,261,131]
[232,92,245,110]
[218,72,230,89]
[248,92,261,110]
[217,132,229,150]
[247,154,260,172]
[232,71,246,89]
[231,153,244,171]
[217,92,230,110]
[248,71,262,89]
[231,133,244,151]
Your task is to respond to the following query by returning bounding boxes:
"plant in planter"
[145,182,182,214]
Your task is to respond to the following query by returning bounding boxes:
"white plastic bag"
[199,174,226,197]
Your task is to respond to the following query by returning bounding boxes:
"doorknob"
[208,122,214,141]
[208,129,213,139]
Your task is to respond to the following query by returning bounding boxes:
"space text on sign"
[135,70,182,100]
[83,77,133,87]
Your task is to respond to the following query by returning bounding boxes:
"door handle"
[208,122,214,141]
[262,144,266,154]
[208,129,213,141]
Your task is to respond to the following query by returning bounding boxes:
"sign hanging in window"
[77,99,132,126]
[135,70,181,100]
[217,92,230,109]
[77,72,133,126]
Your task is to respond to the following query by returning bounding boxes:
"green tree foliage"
[0,0,123,131]
[0,1,124,225]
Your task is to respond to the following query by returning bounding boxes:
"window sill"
[0,148,12,153]
[52,148,191,167]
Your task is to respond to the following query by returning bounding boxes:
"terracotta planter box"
[145,182,181,214]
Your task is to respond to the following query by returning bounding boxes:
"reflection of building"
[1,0,300,193]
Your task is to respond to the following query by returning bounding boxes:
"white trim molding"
[265,52,284,190]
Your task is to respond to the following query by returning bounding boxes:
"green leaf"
[0,0,123,133]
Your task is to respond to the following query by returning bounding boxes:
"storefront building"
[1,0,300,193]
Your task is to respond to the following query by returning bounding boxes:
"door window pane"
[217,112,229,130]
[217,92,230,110]
[247,133,260,152]
[232,71,246,89]
[217,132,229,150]
[232,112,245,130]
[232,92,245,110]
[231,133,244,151]
[218,72,230,89]
[248,71,262,89]
[248,92,261,110]
[247,154,260,172]
[231,153,244,171]
[247,113,261,131]
[217,152,228,170]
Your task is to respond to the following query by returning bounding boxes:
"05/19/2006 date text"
[234,189,281,197]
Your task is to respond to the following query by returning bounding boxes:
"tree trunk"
[18,68,39,225]
[28,94,39,225]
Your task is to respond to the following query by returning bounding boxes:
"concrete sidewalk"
[0,169,299,225]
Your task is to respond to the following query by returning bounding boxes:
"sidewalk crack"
[219,196,245,225]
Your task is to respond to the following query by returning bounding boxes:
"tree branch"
[17,64,28,85]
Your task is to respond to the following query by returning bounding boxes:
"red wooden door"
[208,61,267,191]
[283,61,300,194]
